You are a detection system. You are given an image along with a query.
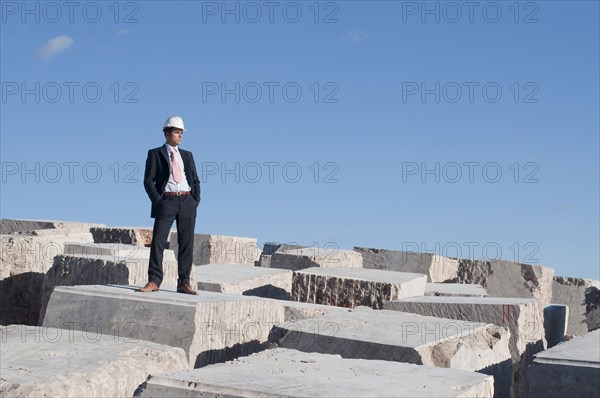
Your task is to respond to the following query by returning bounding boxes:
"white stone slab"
[194,263,292,300]
[0,233,94,325]
[425,283,488,297]
[293,267,426,309]
[38,253,191,324]
[354,247,459,282]
[384,296,546,397]
[277,299,347,321]
[0,324,187,397]
[272,307,511,396]
[42,284,285,368]
[385,296,545,362]
[135,348,495,398]
[271,247,363,271]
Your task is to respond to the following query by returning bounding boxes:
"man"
[138,115,200,294]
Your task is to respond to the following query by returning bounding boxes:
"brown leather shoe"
[137,281,159,292]
[177,282,197,295]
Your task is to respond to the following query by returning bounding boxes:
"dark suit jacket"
[144,145,201,218]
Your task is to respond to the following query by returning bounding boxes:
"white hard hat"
[163,115,186,131]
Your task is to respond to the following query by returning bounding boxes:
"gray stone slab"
[271,247,363,271]
[0,233,94,325]
[527,330,600,397]
[449,259,555,305]
[257,243,309,267]
[426,283,488,297]
[195,263,292,300]
[354,247,555,305]
[293,267,426,309]
[42,284,285,368]
[354,247,459,282]
[38,253,191,324]
[64,242,176,262]
[271,307,511,396]
[533,329,600,367]
[0,324,188,397]
[135,348,495,398]
[552,276,600,335]
[171,233,260,266]
[262,242,308,256]
[544,304,569,348]
[384,296,546,397]
[0,218,104,235]
[91,226,155,246]
[385,296,546,362]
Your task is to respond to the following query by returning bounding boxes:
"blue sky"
[1,1,598,279]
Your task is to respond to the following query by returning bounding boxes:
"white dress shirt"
[164,143,191,193]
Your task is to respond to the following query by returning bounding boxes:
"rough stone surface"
[270,247,363,271]
[527,330,600,398]
[354,247,459,282]
[0,233,94,326]
[271,307,511,396]
[1,234,94,280]
[64,242,176,262]
[448,259,555,305]
[43,285,285,368]
[552,276,600,335]
[171,233,260,266]
[195,263,292,300]
[38,254,190,324]
[257,254,272,268]
[0,218,104,235]
[587,286,600,331]
[292,267,426,309]
[426,283,488,297]
[355,247,555,306]
[91,227,155,247]
[262,242,308,256]
[0,324,188,397]
[385,296,546,397]
[135,348,495,398]
[544,305,569,348]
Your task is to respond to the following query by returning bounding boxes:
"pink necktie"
[171,149,183,183]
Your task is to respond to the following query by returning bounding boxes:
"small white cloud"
[37,35,74,60]
[342,30,370,44]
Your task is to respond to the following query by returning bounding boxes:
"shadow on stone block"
[38,256,131,324]
[0,272,45,326]
[477,358,513,398]
[242,284,291,301]
[193,340,270,368]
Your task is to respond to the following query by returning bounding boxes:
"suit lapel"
[160,145,171,172]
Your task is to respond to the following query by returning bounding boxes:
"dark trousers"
[148,194,197,287]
